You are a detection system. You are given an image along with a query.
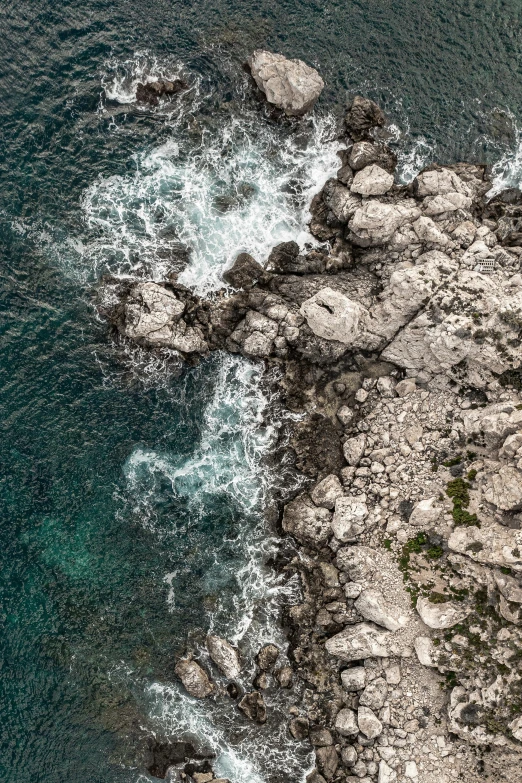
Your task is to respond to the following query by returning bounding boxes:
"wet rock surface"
[102,90,522,783]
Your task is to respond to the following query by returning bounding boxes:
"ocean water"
[2,1,522,781]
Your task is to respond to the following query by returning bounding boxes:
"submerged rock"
[248,50,324,116]
[136,79,188,105]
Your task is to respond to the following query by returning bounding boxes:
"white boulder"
[248,50,324,116]
[416,597,471,629]
[355,588,409,631]
[351,164,394,196]
[325,622,390,661]
[331,494,369,541]
[300,287,368,345]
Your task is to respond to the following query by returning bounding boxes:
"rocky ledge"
[100,82,522,783]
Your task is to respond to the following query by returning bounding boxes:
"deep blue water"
[2,1,522,781]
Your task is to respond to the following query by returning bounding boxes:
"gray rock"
[248,50,324,116]
[448,522,522,571]
[335,707,359,736]
[238,691,267,723]
[256,643,280,671]
[175,657,214,698]
[331,494,369,541]
[322,179,361,223]
[282,493,332,546]
[206,635,241,680]
[408,496,442,528]
[415,167,471,198]
[378,760,397,783]
[500,432,522,460]
[358,706,383,739]
[343,434,367,466]
[349,200,421,246]
[494,570,522,603]
[341,666,366,691]
[351,164,394,196]
[222,252,265,289]
[414,636,438,667]
[355,589,408,631]
[345,96,386,140]
[416,597,471,629]
[325,623,391,661]
[315,746,339,781]
[336,546,378,581]
[482,466,522,511]
[311,474,344,509]
[359,677,388,710]
[300,287,368,345]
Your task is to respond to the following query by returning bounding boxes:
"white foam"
[101,51,188,105]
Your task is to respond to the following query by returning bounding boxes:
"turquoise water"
[2,1,522,781]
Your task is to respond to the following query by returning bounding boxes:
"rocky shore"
[99,54,522,783]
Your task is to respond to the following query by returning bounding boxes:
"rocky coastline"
[99,54,522,783]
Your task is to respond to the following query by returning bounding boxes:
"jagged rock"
[256,643,280,671]
[321,179,361,223]
[378,760,397,783]
[509,715,522,741]
[230,309,279,357]
[319,562,340,587]
[482,466,522,511]
[359,677,387,711]
[300,287,368,345]
[345,96,386,140]
[343,434,367,466]
[275,665,293,688]
[315,745,339,780]
[266,241,300,273]
[351,164,394,196]
[358,705,383,739]
[290,716,309,740]
[448,521,522,571]
[348,141,397,173]
[494,570,522,603]
[331,494,369,541]
[337,405,354,426]
[408,496,443,527]
[222,253,265,289]
[414,636,438,667]
[499,594,521,624]
[238,691,266,723]
[336,546,379,581]
[248,50,324,116]
[335,707,359,736]
[306,771,327,783]
[282,493,332,546]
[136,79,188,105]
[500,432,522,460]
[310,727,334,746]
[416,597,471,629]
[311,474,344,509]
[463,404,522,448]
[354,588,408,631]
[412,215,449,245]
[424,192,472,215]
[175,657,214,698]
[206,635,241,680]
[348,200,421,246]
[414,167,471,197]
[341,666,366,691]
[325,622,391,661]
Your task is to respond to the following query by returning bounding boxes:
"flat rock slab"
[325,622,391,661]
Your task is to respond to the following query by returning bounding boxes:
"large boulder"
[414,167,471,198]
[358,706,383,739]
[481,466,522,511]
[206,635,241,680]
[282,493,332,546]
[222,253,265,289]
[348,200,421,246]
[354,588,409,631]
[335,707,359,736]
[248,50,324,116]
[351,164,394,197]
[325,622,391,661]
[345,96,386,140]
[416,597,471,629]
[175,657,214,698]
[448,521,522,571]
[238,691,266,723]
[331,494,369,542]
[300,287,368,345]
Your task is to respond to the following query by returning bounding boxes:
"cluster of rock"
[100,61,522,783]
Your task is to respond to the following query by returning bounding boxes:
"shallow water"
[2,1,522,781]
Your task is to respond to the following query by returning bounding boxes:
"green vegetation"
[446,478,480,527]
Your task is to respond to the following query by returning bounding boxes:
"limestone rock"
[415,167,471,198]
[322,179,361,223]
[500,432,522,460]
[282,493,332,546]
[482,466,522,511]
[414,636,438,667]
[175,657,214,698]
[206,635,241,680]
[355,588,408,631]
[351,165,394,197]
[335,707,359,736]
[341,666,366,691]
[494,570,522,603]
[300,287,368,345]
[331,494,369,541]
[358,705,383,739]
[378,760,397,783]
[412,215,448,245]
[416,597,471,629]
[248,50,324,116]
[448,521,522,571]
[408,496,442,528]
[463,405,522,448]
[336,546,379,581]
[509,715,522,741]
[325,622,391,661]
[343,434,367,466]
[423,192,472,215]
[311,474,344,510]
[238,691,267,723]
[348,200,421,247]
[359,677,388,710]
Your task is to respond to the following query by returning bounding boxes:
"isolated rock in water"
[345,95,386,140]
[414,636,438,667]
[282,493,332,546]
[335,707,359,736]
[416,597,471,629]
[135,79,188,105]
[248,50,324,116]
[341,666,366,691]
[331,494,369,542]
[355,588,408,631]
[351,164,394,196]
[311,474,344,510]
[358,706,383,739]
[256,643,280,671]
[325,622,391,661]
[175,657,214,698]
[206,635,241,680]
[222,253,265,289]
[238,691,267,723]
[300,287,368,345]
